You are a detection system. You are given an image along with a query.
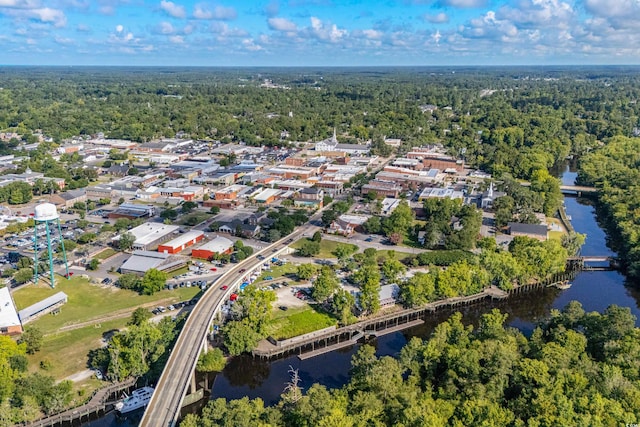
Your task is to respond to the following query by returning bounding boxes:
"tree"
[76,232,97,244]
[13,268,33,285]
[116,273,141,290]
[312,267,339,302]
[117,232,135,251]
[363,216,382,234]
[321,210,338,227]
[141,268,167,295]
[382,200,414,237]
[129,307,152,326]
[381,257,406,283]
[181,201,198,214]
[388,232,403,245]
[561,232,586,256]
[312,231,322,243]
[331,289,356,325]
[332,243,357,265]
[209,206,220,214]
[160,208,178,220]
[19,326,43,355]
[196,348,227,372]
[267,229,281,242]
[224,321,262,356]
[87,258,100,270]
[297,240,320,257]
[297,264,318,280]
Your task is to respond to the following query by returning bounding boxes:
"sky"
[0,0,638,66]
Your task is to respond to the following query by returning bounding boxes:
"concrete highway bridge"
[140,218,321,427]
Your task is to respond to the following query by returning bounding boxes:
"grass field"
[13,275,200,334]
[291,238,357,258]
[178,211,211,226]
[93,248,118,260]
[27,317,128,379]
[268,306,336,340]
[253,263,298,284]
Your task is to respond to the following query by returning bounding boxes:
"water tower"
[33,203,69,288]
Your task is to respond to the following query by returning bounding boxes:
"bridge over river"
[140,214,323,427]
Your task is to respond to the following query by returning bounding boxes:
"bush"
[408,250,477,267]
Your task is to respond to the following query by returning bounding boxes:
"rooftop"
[0,287,21,329]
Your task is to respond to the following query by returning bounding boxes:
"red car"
[210,267,217,272]
[220,285,228,290]
[64,272,74,278]
[239,269,246,273]
[230,293,238,301]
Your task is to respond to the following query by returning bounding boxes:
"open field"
[252,263,298,284]
[12,275,200,334]
[291,238,357,258]
[26,317,127,380]
[268,305,336,340]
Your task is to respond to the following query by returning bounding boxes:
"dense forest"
[181,303,640,427]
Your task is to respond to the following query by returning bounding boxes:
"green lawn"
[12,275,200,334]
[178,211,211,226]
[268,306,336,340]
[93,248,118,260]
[253,263,298,284]
[291,238,358,258]
[27,317,128,380]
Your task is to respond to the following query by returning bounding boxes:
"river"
[87,163,640,425]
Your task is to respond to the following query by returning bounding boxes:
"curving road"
[141,218,320,427]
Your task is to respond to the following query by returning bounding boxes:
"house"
[0,287,22,335]
[217,220,261,238]
[328,214,369,236]
[191,235,234,259]
[508,222,548,241]
[106,164,130,177]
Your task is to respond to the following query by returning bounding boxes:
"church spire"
[331,127,337,143]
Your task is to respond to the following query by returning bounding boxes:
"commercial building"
[417,187,464,201]
[119,250,188,275]
[157,230,205,254]
[113,222,180,251]
[361,180,402,198]
[0,287,22,335]
[108,203,156,220]
[253,188,281,204]
[191,235,234,259]
[328,214,369,236]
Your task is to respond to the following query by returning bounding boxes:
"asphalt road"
[140,215,322,427]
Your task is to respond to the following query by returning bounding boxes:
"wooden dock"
[20,378,136,427]
[253,286,508,360]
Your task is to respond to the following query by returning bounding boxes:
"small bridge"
[568,256,619,271]
[559,185,598,196]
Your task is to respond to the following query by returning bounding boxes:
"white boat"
[115,386,154,414]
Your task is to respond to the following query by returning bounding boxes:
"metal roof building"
[18,291,68,325]
[157,230,205,254]
[120,250,188,275]
[113,222,181,251]
[191,236,234,260]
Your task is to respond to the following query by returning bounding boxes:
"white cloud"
[76,23,91,32]
[54,35,74,45]
[193,4,237,20]
[169,35,184,44]
[361,29,383,40]
[209,21,247,37]
[1,6,67,27]
[268,17,297,32]
[242,38,263,51]
[157,21,175,34]
[0,0,41,7]
[584,0,640,19]
[160,1,186,19]
[424,12,449,24]
[307,16,347,43]
[116,24,123,32]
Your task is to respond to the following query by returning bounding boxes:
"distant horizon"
[0,1,638,66]
[2,64,640,69]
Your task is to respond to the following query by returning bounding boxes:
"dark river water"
[87,163,640,425]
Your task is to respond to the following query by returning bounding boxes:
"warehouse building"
[113,222,180,251]
[119,250,188,275]
[191,235,234,260]
[157,230,205,254]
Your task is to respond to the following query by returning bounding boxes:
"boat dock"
[253,286,508,360]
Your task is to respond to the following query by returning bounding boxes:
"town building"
[0,287,22,335]
[108,203,156,220]
[216,220,261,238]
[113,222,180,251]
[157,230,205,254]
[314,129,370,155]
[294,187,324,210]
[191,235,235,259]
[417,187,465,201]
[361,180,402,198]
[253,188,281,204]
[49,189,87,209]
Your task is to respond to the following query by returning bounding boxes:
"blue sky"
[0,0,637,66]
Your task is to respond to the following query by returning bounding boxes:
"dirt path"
[63,369,95,383]
[51,299,178,335]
